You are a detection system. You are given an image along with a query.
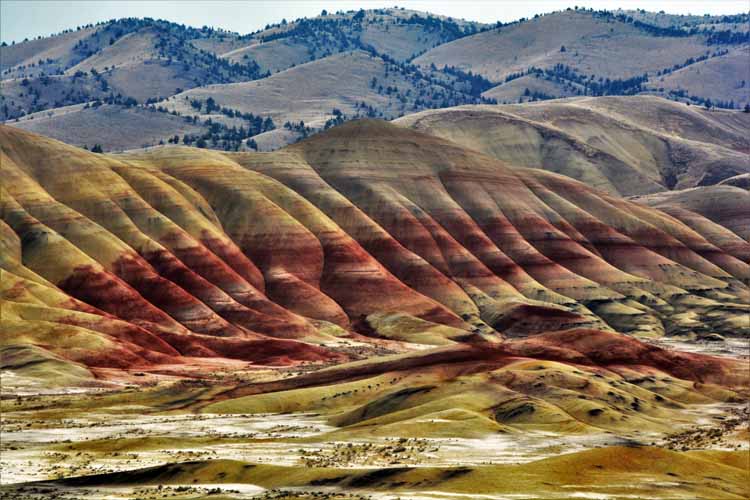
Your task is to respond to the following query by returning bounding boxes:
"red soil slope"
[1,121,748,373]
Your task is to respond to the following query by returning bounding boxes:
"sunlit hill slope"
[1,121,748,379]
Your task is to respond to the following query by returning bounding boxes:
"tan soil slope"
[395,96,750,196]
[646,45,750,107]
[632,185,750,241]
[414,10,713,82]
[162,50,467,129]
[12,104,204,151]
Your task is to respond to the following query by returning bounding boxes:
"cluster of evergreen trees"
[439,65,495,97]
[0,69,118,120]
[186,97,276,135]
[362,46,497,112]
[589,9,749,45]
[399,13,479,41]
[591,10,691,37]
[283,120,312,139]
[656,49,728,76]
[131,96,279,151]
[705,30,750,45]
[531,64,648,96]
[180,118,267,151]
[86,93,138,108]
[521,88,557,102]
[501,55,744,109]
[323,108,347,129]
[666,89,742,110]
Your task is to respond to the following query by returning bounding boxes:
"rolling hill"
[162,49,487,139]
[0,9,485,119]
[631,185,750,241]
[11,102,204,151]
[2,7,748,154]
[415,9,749,107]
[395,95,750,196]
[220,7,484,72]
[416,9,706,80]
[645,45,750,107]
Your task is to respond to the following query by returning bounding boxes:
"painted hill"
[395,95,750,196]
[2,121,749,380]
[631,185,750,241]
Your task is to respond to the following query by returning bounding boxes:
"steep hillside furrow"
[2,121,748,374]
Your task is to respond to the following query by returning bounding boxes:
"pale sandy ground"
[645,337,749,360]
[1,340,747,499]
[2,402,746,483]
[0,412,620,483]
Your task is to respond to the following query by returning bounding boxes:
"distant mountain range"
[2,7,748,153]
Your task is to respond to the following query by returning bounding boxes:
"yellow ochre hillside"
[1,121,748,379]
